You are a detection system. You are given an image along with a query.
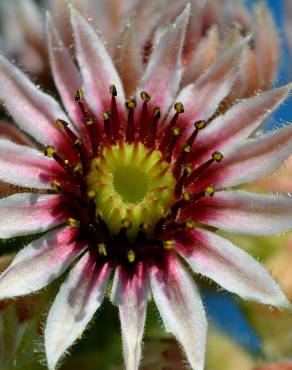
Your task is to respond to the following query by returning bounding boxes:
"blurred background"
[0,1,292,370]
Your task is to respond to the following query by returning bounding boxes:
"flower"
[0,4,291,370]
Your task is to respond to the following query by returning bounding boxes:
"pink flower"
[0,4,291,370]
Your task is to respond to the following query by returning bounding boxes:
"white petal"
[0,193,66,238]
[0,139,64,189]
[191,123,292,191]
[187,190,292,236]
[149,254,207,370]
[177,228,290,308]
[111,264,150,370]
[193,84,291,164]
[0,55,74,158]
[0,227,84,299]
[70,6,126,119]
[45,252,111,370]
[46,12,89,141]
[137,4,190,115]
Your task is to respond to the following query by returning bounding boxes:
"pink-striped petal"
[193,83,292,164]
[0,227,84,300]
[70,6,126,119]
[149,253,207,370]
[0,193,66,238]
[253,2,280,88]
[137,4,190,115]
[46,13,89,141]
[175,37,249,129]
[45,252,111,370]
[111,263,150,370]
[184,191,292,236]
[183,25,219,85]
[176,228,290,308]
[0,55,75,158]
[0,139,64,189]
[190,124,292,192]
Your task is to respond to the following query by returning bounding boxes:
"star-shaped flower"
[0,4,291,370]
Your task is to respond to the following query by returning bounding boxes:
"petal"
[45,252,111,370]
[191,124,292,191]
[193,84,292,164]
[0,139,64,189]
[70,6,126,119]
[0,121,32,145]
[111,263,150,370]
[176,228,290,308]
[175,37,249,128]
[0,227,84,300]
[0,193,66,238]
[149,253,207,370]
[184,190,292,236]
[253,2,280,88]
[137,4,190,115]
[183,25,219,86]
[0,54,74,158]
[46,13,89,141]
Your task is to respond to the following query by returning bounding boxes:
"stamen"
[103,111,113,141]
[98,243,107,256]
[109,84,121,141]
[87,190,96,199]
[174,164,192,197]
[159,102,184,153]
[173,120,206,179]
[184,151,223,187]
[127,249,136,263]
[126,99,136,143]
[51,180,62,193]
[145,107,160,148]
[139,91,150,142]
[185,219,195,230]
[165,127,181,162]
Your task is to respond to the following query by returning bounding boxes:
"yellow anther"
[183,164,193,176]
[212,151,224,162]
[64,159,69,166]
[67,218,80,228]
[141,91,151,102]
[75,89,84,101]
[87,190,96,199]
[183,144,192,153]
[185,220,195,230]
[195,120,207,130]
[74,138,82,147]
[103,111,111,121]
[51,180,62,192]
[174,102,184,113]
[73,163,82,173]
[45,145,56,158]
[55,119,68,128]
[122,219,132,229]
[163,240,175,250]
[205,186,215,197]
[153,107,161,118]
[109,84,117,96]
[85,118,94,126]
[98,243,107,256]
[127,249,136,263]
[183,192,192,202]
[172,127,181,137]
[126,99,137,109]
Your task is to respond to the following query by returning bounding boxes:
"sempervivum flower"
[0,5,292,370]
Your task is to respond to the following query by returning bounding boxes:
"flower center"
[87,142,176,239]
